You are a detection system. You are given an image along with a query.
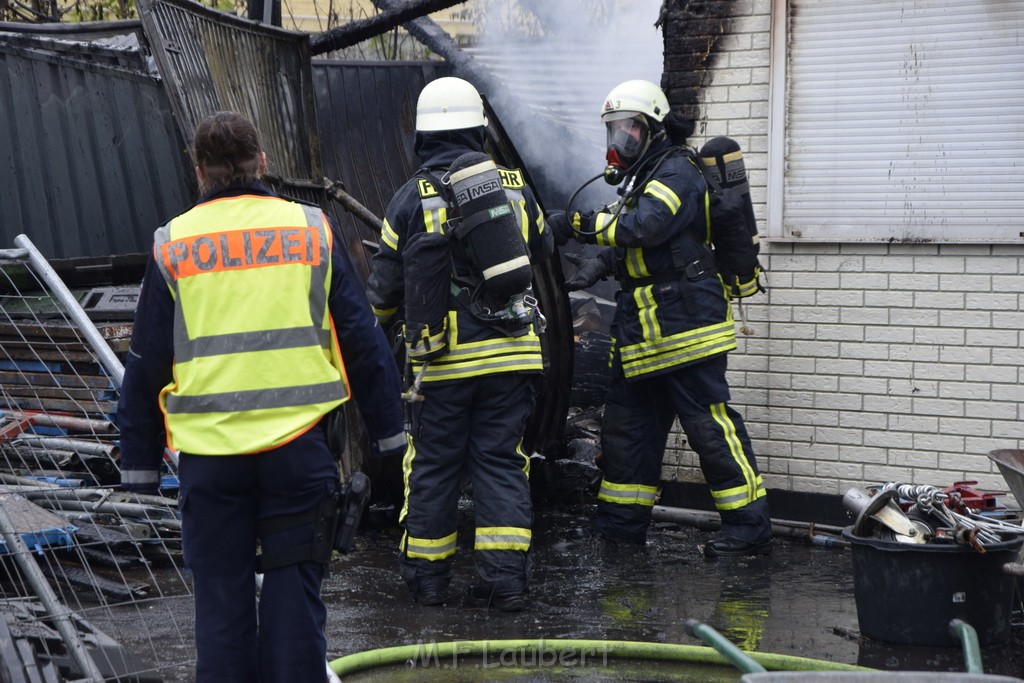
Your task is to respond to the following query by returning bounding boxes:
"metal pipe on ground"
[0,501,106,681]
[13,436,118,458]
[4,411,114,434]
[651,505,849,549]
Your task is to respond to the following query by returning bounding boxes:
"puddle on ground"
[324,503,1024,679]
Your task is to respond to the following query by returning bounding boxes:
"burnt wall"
[658,0,733,118]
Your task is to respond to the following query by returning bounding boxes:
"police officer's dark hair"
[192,111,263,191]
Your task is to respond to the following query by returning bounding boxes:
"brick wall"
[660,0,1024,507]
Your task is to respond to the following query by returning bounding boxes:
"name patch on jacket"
[160,227,320,279]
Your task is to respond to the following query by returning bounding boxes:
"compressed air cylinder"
[447,152,532,303]
[699,137,758,252]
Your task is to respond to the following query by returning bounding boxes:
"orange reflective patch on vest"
[160,226,320,279]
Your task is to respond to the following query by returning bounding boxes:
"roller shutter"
[774,0,1024,243]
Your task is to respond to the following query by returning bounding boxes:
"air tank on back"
[446,151,532,304]
[699,137,759,253]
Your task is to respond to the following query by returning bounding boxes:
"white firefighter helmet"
[600,80,669,174]
[415,77,488,132]
[600,79,669,124]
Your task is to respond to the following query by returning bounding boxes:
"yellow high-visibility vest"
[152,193,349,455]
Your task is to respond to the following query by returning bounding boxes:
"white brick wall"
[662,0,1024,508]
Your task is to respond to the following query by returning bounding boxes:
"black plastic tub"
[842,526,1023,647]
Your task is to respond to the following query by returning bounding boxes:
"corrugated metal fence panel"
[138,0,322,181]
[312,59,450,279]
[0,38,193,258]
[0,19,146,45]
[784,0,1024,243]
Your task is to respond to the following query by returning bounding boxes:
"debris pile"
[842,481,1024,549]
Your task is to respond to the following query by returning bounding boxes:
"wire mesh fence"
[0,236,194,681]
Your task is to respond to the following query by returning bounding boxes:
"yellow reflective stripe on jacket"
[619,320,737,379]
[420,195,449,235]
[729,267,762,299]
[153,196,348,455]
[594,212,618,246]
[474,526,531,551]
[504,187,531,241]
[632,285,661,342]
[380,218,400,251]
[372,304,398,321]
[597,479,658,506]
[644,179,681,214]
[404,531,457,560]
[411,312,543,382]
[623,247,650,278]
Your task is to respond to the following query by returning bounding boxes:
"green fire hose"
[949,619,983,674]
[329,636,873,677]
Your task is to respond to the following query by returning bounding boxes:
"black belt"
[617,254,717,289]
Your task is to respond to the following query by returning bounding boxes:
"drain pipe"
[651,505,849,549]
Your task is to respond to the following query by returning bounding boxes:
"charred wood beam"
[264,173,384,234]
[370,0,495,92]
[309,0,468,55]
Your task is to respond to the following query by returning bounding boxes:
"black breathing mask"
[603,114,650,185]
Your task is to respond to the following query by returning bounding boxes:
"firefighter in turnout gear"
[117,112,406,681]
[549,80,773,557]
[366,77,553,610]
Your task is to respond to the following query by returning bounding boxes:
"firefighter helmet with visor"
[416,77,488,132]
[600,80,669,171]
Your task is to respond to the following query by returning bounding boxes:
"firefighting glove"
[546,210,575,246]
[563,248,616,292]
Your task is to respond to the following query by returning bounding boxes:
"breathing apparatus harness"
[564,143,722,294]
[422,160,544,337]
[564,141,680,238]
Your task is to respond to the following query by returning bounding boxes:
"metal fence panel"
[0,36,192,259]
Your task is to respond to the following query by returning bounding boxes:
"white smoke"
[467,0,664,211]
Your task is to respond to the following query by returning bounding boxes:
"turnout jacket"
[366,132,553,383]
[577,141,736,380]
[118,182,405,491]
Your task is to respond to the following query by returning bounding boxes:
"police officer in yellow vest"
[117,111,406,681]
[367,77,553,611]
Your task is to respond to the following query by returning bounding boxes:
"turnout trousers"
[400,373,534,595]
[179,430,338,683]
[593,354,771,544]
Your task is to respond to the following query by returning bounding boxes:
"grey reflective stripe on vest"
[301,205,330,328]
[377,431,407,453]
[122,469,161,486]
[173,326,328,364]
[164,380,345,414]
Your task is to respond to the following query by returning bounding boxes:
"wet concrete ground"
[324,503,1024,680]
